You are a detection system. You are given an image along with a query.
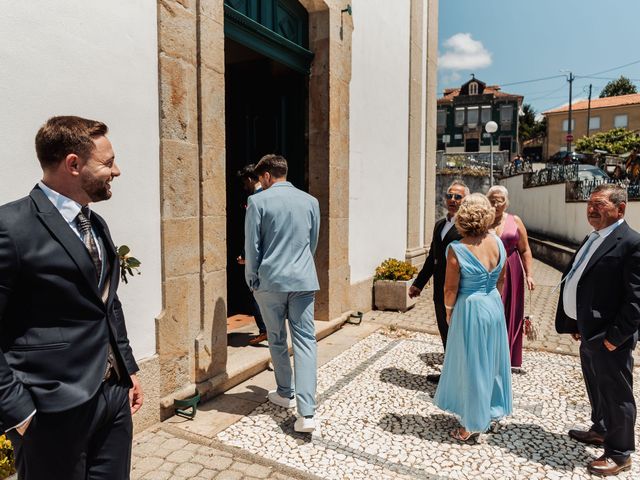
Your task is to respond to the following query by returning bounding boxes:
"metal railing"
[501,162,533,178]
[566,178,640,201]
[436,151,510,172]
[523,164,578,188]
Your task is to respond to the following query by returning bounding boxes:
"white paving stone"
[217,330,640,479]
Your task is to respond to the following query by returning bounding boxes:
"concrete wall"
[349,0,411,283]
[499,175,640,244]
[0,1,161,361]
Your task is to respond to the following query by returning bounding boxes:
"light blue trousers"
[253,290,317,417]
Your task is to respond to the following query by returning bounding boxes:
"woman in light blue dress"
[434,193,513,442]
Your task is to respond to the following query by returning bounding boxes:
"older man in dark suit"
[409,180,468,382]
[556,183,640,476]
[0,116,142,479]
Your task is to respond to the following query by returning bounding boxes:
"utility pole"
[586,84,593,138]
[567,71,575,153]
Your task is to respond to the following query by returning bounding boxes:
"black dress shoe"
[426,374,440,383]
[568,429,605,446]
[587,455,631,476]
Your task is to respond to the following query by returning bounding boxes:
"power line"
[500,74,566,87]
[581,59,640,78]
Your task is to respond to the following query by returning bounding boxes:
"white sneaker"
[267,391,296,408]
[294,416,316,433]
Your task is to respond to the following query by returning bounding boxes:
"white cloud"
[438,33,492,71]
[441,71,462,84]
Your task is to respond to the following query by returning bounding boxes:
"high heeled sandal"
[450,428,480,443]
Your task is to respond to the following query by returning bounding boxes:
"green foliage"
[0,434,15,479]
[374,258,418,281]
[575,128,640,154]
[599,76,638,98]
[519,104,547,144]
[117,245,142,284]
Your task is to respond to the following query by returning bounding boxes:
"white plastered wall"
[0,1,161,360]
[500,176,640,244]
[349,0,411,282]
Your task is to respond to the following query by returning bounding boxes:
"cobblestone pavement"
[131,258,640,479]
[368,259,578,357]
[131,426,319,480]
[218,330,640,479]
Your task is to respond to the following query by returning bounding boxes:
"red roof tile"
[544,93,640,114]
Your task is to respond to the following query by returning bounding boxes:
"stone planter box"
[374,278,417,312]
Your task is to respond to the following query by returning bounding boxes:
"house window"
[500,105,513,128]
[469,82,478,95]
[589,116,600,130]
[455,108,465,127]
[614,114,628,128]
[467,107,479,127]
[562,119,575,131]
[437,110,446,127]
[481,106,491,124]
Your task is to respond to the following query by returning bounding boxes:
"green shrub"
[374,258,417,281]
[0,434,15,479]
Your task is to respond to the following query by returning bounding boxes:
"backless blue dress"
[434,235,513,432]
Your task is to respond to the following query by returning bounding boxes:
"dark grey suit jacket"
[412,217,462,303]
[555,221,640,348]
[0,187,138,431]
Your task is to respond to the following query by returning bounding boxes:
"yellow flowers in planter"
[374,258,417,282]
[0,434,15,479]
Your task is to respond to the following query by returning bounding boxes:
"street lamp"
[485,120,498,187]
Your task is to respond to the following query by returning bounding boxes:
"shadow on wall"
[435,173,492,219]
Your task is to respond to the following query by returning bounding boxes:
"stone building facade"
[0,0,439,430]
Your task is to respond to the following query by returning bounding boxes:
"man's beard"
[81,175,111,202]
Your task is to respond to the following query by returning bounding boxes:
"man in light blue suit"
[244,154,321,433]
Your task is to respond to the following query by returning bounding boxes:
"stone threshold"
[160,314,349,416]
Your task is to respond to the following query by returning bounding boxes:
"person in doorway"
[487,185,535,373]
[236,164,267,345]
[409,180,468,383]
[244,154,321,433]
[0,116,142,480]
[556,184,640,476]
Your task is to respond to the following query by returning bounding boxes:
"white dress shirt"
[441,215,456,241]
[563,219,624,320]
[38,181,103,262]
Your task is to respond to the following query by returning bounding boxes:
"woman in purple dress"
[487,186,535,373]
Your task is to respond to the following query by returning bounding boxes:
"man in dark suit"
[409,180,468,382]
[556,184,640,476]
[0,116,143,479]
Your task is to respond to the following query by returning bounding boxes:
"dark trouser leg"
[86,379,133,479]
[579,343,606,435]
[588,341,636,462]
[433,301,448,351]
[595,340,636,463]
[251,293,267,333]
[7,378,133,480]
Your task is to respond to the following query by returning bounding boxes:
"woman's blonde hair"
[455,193,496,237]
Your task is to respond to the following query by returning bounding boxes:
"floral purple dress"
[499,214,525,368]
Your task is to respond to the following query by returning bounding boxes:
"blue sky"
[438,0,640,116]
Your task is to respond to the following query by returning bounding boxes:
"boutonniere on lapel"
[117,245,142,284]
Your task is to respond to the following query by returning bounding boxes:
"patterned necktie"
[76,206,102,282]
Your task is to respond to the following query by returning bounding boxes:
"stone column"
[423,0,439,244]
[305,1,352,321]
[156,0,228,415]
[157,0,201,408]
[405,0,427,266]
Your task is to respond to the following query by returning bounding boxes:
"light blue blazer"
[244,181,320,293]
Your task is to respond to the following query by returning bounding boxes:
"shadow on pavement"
[379,367,437,395]
[378,413,591,471]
